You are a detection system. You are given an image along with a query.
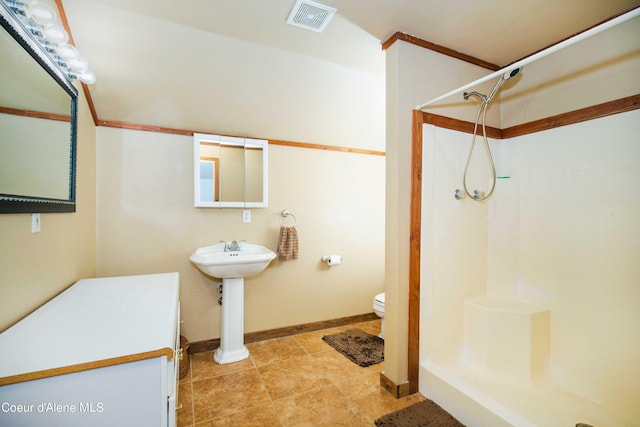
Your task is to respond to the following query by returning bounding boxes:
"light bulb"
[56,42,79,60]
[77,70,96,84]
[26,1,55,26]
[68,56,88,73]
[43,23,68,44]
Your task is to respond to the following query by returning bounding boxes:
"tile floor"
[177,319,425,426]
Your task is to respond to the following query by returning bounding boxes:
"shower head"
[486,67,523,104]
[503,67,523,81]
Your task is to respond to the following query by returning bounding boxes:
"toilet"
[373,292,385,339]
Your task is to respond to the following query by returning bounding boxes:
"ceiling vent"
[286,0,337,33]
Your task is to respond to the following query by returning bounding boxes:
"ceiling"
[58,0,639,130]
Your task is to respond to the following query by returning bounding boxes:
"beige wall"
[501,16,640,126]
[2,0,387,344]
[96,127,385,342]
[0,85,97,331]
[90,6,388,342]
[385,41,495,386]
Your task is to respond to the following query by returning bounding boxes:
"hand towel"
[277,226,299,261]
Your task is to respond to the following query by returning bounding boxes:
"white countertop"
[0,272,179,383]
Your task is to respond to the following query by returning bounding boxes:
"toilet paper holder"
[321,255,343,266]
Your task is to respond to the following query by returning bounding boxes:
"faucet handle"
[228,240,242,251]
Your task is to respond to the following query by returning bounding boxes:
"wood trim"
[501,94,640,139]
[407,94,640,394]
[268,139,386,156]
[54,0,99,126]
[420,95,640,140]
[380,372,411,398]
[97,121,386,156]
[82,83,99,126]
[0,348,174,386]
[54,0,75,46]
[408,110,423,395]
[422,111,503,139]
[99,119,195,136]
[0,106,71,122]
[189,312,379,354]
[382,32,501,71]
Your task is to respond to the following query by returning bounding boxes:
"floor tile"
[310,348,383,385]
[273,385,368,427]
[194,403,282,426]
[337,370,425,424]
[294,327,342,354]
[257,355,331,400]
[246,336,308,367]
[192,369,271,422]
[177,382,194,427]
[178,320,420,427]
[191,351,255,381]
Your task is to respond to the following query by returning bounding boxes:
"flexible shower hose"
[463,100,497,202]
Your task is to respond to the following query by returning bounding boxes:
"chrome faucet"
[225,240,243,252]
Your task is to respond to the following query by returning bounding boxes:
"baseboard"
[188,312,378,354]
[380,371,411,398]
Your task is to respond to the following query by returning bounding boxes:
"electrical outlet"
[31,213,41,233]
[242,210,251,223]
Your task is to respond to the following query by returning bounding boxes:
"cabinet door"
[0,358,163,427]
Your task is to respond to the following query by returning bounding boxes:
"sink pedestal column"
[214,277,250,364]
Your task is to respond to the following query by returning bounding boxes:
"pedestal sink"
[190,242,276,364]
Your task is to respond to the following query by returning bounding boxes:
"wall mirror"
[0,3,78,213]
[194,133,268,208]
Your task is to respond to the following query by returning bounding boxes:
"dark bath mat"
[374,399,465,427]
[322,328,383,367]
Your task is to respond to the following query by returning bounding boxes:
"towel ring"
[280,209,297,226]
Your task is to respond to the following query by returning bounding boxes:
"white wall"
[488,111,640,419]
[420,125,489,364]
[420,111,640,422]
[96,127,385,342]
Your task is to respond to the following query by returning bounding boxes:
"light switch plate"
[31,213,41,233]
[242,210,251,223]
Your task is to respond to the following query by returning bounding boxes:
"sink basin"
[190,242,276,364]
[190,242,276,279]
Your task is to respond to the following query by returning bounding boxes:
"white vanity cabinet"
[0,273,180,427]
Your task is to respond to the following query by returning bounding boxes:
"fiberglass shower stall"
[409,9,640,427]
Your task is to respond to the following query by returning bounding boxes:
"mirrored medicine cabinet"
[194,133,268,208]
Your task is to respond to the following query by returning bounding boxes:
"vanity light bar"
[2,0,95,84]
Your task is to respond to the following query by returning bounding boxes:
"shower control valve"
[473,190,486,200]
